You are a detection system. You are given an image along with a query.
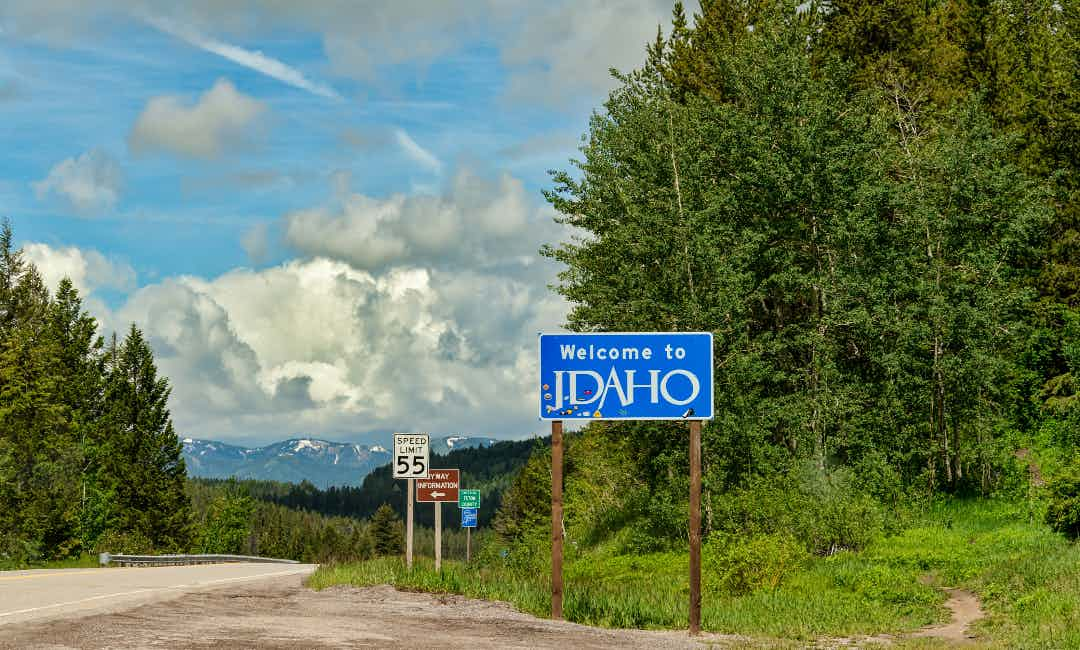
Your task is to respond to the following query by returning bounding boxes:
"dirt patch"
[818,586,986,647]
[910,588,984,644]
[0,575,753,649]
[1015,448,1045,487]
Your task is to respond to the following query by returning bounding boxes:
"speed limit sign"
[393,433,430,479]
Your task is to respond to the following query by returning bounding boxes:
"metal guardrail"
[99,553,299,567]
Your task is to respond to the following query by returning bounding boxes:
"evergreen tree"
[101,324,192,551]
[370,503,403,556]
[493,444,552,542]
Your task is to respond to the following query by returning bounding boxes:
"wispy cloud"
[394,129,442,175]
[143,15,342,101]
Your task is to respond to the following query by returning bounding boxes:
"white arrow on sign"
[431,491,446,498]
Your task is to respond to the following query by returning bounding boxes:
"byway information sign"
[538,332,713,420]
[416,469,460,502]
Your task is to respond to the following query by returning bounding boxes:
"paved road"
[0,563,316,627]
[0,578,734,649]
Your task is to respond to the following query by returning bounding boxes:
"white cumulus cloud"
[23,242,136,296]
[33,149,122,215]
[283,169,558,273]
[115,257,565,443]
[129,78,265,159]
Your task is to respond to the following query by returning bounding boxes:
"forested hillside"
[196,437,539,529]
[529,0,1079,532]
[0,222,189,566]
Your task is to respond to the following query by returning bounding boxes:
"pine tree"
[101,324,191,551]
[369,503,403,556]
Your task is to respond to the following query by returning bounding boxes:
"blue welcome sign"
[461,507,478,528]
[538,332,713,421]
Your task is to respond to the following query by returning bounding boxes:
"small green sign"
[458,489,480,509]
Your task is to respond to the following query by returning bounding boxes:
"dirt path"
[819,586,986,648]
[910,588,984,644]
[1015,448,1045,487]
[0,574,752,649]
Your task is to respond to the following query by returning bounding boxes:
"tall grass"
[0,553,102,571]
[308,498,1080,646]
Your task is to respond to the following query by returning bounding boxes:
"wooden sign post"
[407,478,414,569]
[551,419,564,620]
[417,468,460,574]
[434,501,442,571]
[393,433,429,570]
[689,419,702,635]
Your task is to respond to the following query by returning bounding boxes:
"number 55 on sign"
[393,433,429,479]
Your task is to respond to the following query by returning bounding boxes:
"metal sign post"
[538,332,713,633]
[460,492,480,565]
[393,433,430,569]
[461,507,478,563]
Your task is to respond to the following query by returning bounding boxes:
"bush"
[198,492,255,554]
[704,533,808,596]
[0,534,42,568]
[93,529,154,555]
[1045,465,1080,539]
[370,503,404,556]
[710,463,888,556]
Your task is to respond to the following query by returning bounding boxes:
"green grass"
[308,498,1080,647]
[0,553,102,571]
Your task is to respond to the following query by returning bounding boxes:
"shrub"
[710,463,887,555]
[704,533,808,596]
[370,503,404,556]
[1045,465,1080,539]
[93,529,154,555]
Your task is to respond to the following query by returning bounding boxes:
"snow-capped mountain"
[181,435,496,488]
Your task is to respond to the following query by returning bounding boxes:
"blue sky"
[0,0,685,446]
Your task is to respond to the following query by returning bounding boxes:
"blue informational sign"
[538,332,713,421]
[461,507,478,528]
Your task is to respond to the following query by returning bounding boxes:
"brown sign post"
[689,419,702,634]
[551,420,564,620]
[417,469,460,571]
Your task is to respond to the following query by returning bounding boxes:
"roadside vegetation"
[310,496,1080,647]
[310,1,1080,646]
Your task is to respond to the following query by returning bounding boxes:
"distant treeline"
[0,222,189,566]
[188,478,489,563]
[192,438,540,530]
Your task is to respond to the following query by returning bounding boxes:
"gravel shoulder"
[0,574,758,649]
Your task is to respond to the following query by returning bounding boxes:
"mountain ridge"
[181,435,497,488]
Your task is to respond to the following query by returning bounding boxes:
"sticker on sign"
[393,433,430,479]
[416,469,459,502]
[538,332,714,421]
